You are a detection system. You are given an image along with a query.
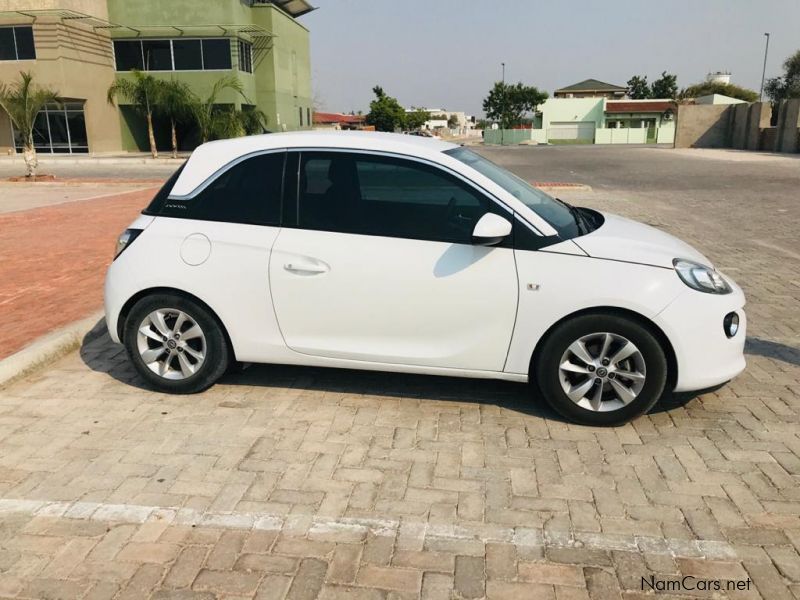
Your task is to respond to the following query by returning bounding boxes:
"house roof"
[257,0,316,17]
[606,100,675,113]
[555,79,627,93]
[313,112,366,125]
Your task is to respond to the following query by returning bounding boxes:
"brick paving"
[0,148,799,598]
[0,187,158,359]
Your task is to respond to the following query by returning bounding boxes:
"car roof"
[170,131,460,197]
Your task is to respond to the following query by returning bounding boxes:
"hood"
[573,212,711,269]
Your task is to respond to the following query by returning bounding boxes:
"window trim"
[0,25,36,61]
[113,37,233,73]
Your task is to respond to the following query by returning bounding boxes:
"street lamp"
[759,33,770,102]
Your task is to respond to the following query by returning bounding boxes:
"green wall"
[106,0,312,150]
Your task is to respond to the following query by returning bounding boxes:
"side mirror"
[472,213,512,246]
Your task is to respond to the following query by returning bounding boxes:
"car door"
[268,150,518,371]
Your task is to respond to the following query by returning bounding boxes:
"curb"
[0,310,106,390]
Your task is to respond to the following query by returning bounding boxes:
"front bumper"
[654,285,746,393]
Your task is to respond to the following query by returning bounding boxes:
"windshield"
[445,147,579,239]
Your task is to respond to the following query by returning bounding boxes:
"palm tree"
[107,70,162,158]
[188,75,246,144]
[208,106,269,140]
[0,71,59,178]
[157,79,192,158]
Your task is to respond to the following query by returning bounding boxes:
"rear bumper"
[654,285,746,393]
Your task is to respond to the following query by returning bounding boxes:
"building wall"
[674,104,732,148]
[539,98,606,132]
[0,1,122,153]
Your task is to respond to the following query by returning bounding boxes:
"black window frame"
[0,25,36,61]
[113,37,232,72]
[144,151,286,226]
[237,39,253,73]
[286,149,514,246]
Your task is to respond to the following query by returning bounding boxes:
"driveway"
[0,146,798,599]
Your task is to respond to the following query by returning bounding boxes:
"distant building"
[405,108,476,136]
[706,71,732,85]
[313,112,366,130]
[553,79,627,99]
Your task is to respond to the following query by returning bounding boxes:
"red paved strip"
[0,188,158,359]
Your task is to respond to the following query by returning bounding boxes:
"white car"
[105,131,746,425]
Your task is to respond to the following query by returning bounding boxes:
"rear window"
[143,164,185,215]
[143,153,286,226]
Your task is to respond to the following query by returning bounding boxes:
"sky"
[301,0,800,116]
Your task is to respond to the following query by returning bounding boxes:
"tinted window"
[144,164,186,215]
[142,40,172,70]
[298,152,495,244]
[173,39,202,70]
[238,40,252,73]
[156,153,284,225]
[13,26,35,59]
[202,39,231,70]
[0,28,15,61]
[113,40,143,71]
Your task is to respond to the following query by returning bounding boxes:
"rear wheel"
[124,294,229,394]
[534,314,667,425]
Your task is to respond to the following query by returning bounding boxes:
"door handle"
[284,261,329,274]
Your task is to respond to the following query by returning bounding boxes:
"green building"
[0,0,314,154]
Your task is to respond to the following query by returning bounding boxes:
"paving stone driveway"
[0,148,799,599]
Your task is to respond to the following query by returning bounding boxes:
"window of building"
[13,102,88,154]
[299,107,303,127]
[297,152,491,244]
[156,152,285,225]
[306,107,311,128]
[113,38,232,72]
[0,26,36,61]
[238,40,252,73]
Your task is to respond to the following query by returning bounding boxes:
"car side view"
[104,131,746,425]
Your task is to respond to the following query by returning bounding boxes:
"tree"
[447,114,460,129]
[764,49,800,102]
[366,86,406,132]
[679,81,759,102]
[0,71,59,177]
[626,75,650,99]
[187,75,246,143]
[482,82,547,129]
[650,71,678,99]
[405,107,430,131]
[107,70,162,158]
[157,79,192,158]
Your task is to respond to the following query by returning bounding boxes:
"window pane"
[142,40,172,70]
[202,39,231,70]
[14,26,35,59]
[47,110,71,152]
[299,107,303,126]
[160,153,284,225]
[66,110,88,148]
[173,39,202,70]
[299,152,488,243]
[31,112,49,149]
[0,28,15,60]
[113,40,143,71]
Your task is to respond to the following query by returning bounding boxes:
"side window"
[158,152,285,225]
[298,152,495,244]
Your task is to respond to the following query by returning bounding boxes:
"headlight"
[114,228,142,259]
[673,259,731,294]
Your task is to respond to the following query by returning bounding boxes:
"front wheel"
[534,314,668,425]
[123,293,229,394]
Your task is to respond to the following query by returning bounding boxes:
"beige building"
[0,0,122,153]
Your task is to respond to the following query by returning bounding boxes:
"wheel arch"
[117,287,235,358]
[529,306,678,391]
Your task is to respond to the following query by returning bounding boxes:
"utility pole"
[501,62,506,145]
[760,33,770,102]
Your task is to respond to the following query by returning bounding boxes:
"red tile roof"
[313,112,365,125]
[606,101,675,113]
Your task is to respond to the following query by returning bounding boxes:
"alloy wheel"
[136,309,206,380]
[558,332,646,412]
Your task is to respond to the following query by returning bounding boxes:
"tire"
[534,313,668,426]
[123,293,230,394]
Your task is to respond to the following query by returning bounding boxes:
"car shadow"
[745,336,800,367]
[78,319,567,422]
